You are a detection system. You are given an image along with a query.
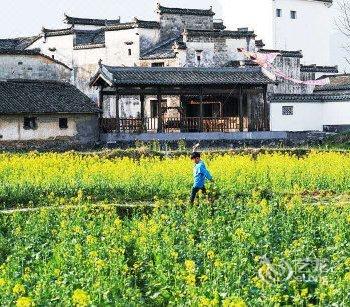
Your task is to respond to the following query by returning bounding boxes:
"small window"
[52,54,55,59]
[23,117,37,130]
[291,11,297,19]
[59,118,68,129]
[196,50,202,66]
[18,61,23,65]
[276,9,282,17]
[282,106,294,116]
[128,48,132,56]
[151,62,165,67]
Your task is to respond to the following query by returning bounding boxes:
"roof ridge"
[64,14,120,26]
[1,79,71,85]
[156,3,215,16]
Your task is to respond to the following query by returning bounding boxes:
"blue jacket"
[193,161,213,188]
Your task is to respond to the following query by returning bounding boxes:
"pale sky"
[0,0,222,39]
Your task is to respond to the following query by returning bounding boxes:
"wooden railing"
[100,117,247,133]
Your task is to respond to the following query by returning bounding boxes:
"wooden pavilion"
[90,65,275,133]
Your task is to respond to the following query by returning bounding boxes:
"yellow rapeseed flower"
[0,278,6,287]
[185,274,196,287]
[301,288,308,298]
[222,297,247,307]
[72,289,90,307]
[16,297,34,307]
[207,250,215,261]
[86,235,96,245]
[234,228,248,242]
[184,260,196,273]
[344,272,350,283]
[13,283,26,296]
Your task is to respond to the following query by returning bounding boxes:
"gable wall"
[28,35,74,67]
[0,54,71,82]
[159,13,213,39]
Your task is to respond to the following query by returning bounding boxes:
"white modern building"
[220,0,333,65]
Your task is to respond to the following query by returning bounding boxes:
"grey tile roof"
[91,65,275,87]
[0,36,40,50]
[74,30,105,48]
[314,84,350,92]
[140,37,182,60]
[271,93,350,103]
[259,49,303,58]
[105,18,160,31]
[301,64,338,73]
[42,26,75,37]
[184,29,256,39]
[64,14,120,26]
[255,40,265,48]
[0,80,100,114]
[157,4,215,16]
[213,20,226,30]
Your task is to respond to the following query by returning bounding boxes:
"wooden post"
[199,87,204,132]
[140,90,145,132]
[115,89,120,133]
[157,89,163,133]
[98,88,104,110]
[263,85,269,131]
[239,86,244,132]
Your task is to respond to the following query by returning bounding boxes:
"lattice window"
[282,106,294,116]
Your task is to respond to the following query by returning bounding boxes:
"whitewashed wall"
[105,28,140,66]
[29,35,74,67]
[219,0,274,47]
[0,114,98,141]
[270,100,350,131]
[220,0,332,65]
[274,0,331,65]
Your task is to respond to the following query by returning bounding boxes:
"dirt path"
[0,202,156,215]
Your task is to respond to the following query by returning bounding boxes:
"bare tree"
[336,0,350,65]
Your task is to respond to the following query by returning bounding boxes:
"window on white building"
[151,62,165,67]
[196,50,203,66]
[276,9,282,18]
[23,117,38,130]
[290,11,297,19]
[59,118,68,129]
[282,106,294,116]
[128,48,132,56]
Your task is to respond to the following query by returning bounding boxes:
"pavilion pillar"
[239,86,244,132]
[140,91,146,132]
[199,87,204,132]
[115,89,120,133]
[157,88,163,133]
[263,85,269,131]
[98,88,104,110]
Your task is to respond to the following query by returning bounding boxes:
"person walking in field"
[190,152,213,204]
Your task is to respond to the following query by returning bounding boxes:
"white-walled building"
[220,0,333,65]
[0,80,99,142]
[271,74,350,132]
